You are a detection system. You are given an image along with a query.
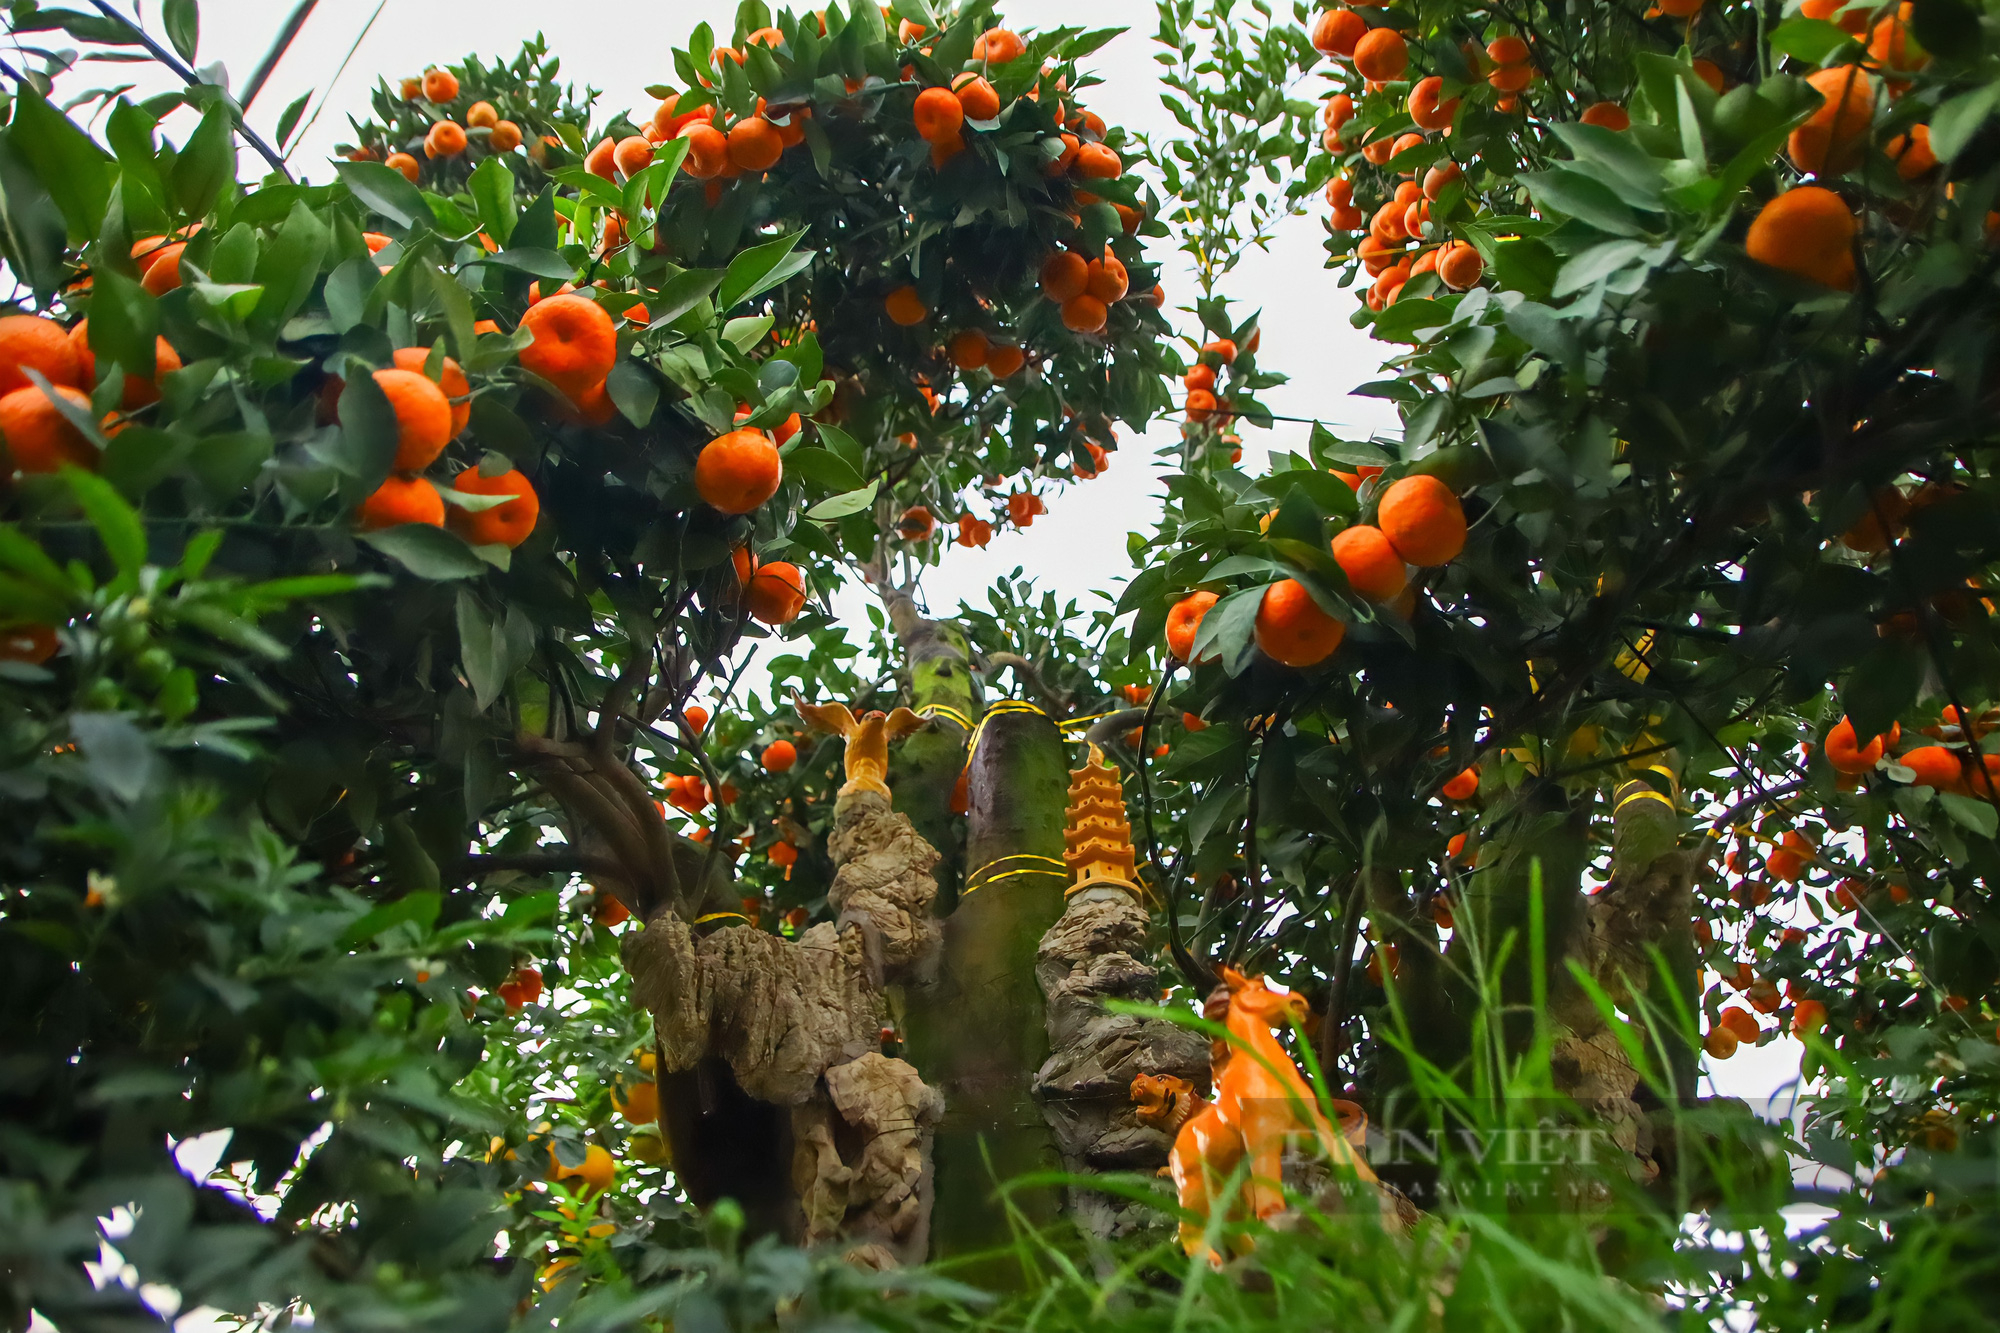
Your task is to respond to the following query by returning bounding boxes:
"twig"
[285,1,385,162]
[84,0,293,181]
[240,0,317,111]
[462,851,625,881]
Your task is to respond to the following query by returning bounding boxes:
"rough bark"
[1034,886,1210,1238]
[627,913,884,1106]
[792,1053,945,1268]
[828,789,944,979]
[623,784,947,1260]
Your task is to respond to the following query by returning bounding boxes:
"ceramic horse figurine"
[1132,1072,1247,1262]
[795,699,925,799]
[1211,966,1387,1221]
[1143,967,1392,1263]
[1131,1073,1206,1139]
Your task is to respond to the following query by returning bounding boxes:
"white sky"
[33,1,1800,1104]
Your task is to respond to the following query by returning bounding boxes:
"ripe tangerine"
[449,466,541,548]
[1377,475,1467,566]
[1254,579,1345,667]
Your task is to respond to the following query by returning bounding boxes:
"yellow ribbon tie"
[692,912,751,926]
[959,699,1051,779]
[1616,788,1677,813]
[917,703,976,731]
[960,853,1067,897]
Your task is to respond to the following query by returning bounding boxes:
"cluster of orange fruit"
[731,545,810,625]
[360,67,525,182]
[1817,706,2000,798]
[909,40,1016,168]
[1743,49,1939,293]
[1703,966,1828,1059]
[1036,245,1132,336]
[945,328,1028,378]
[1182,335,1246,427]
[1309,12,1657,311]
[1315,27,1542,306]
[624,70,808,207]
[1163,473,1467,671]
[346,302,595,544]
[892,474,1074,552]
[0,312,171,473]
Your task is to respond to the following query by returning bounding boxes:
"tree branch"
[85,0,294,181]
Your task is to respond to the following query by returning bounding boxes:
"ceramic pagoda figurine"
[1062,742,1142,899]
[1034,741,1209,1238]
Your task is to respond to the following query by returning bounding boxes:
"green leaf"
[719,229,812,307]
[805,479,879,520]
[427,266,477,364]
[785,447,865,493]
[469,156,518,247]
[605,359,659,427]
[10,87,112,238]
[1766,17,1860,63]
[331,362,399,487]
[1191,585,1263,677]
[470,247,575,281]
[62,466,147,586]
[1843,640,1924,742]
[1929,83,2000,162]
[645,268,724,326]
[512,185,559,250]
[171,102,235,220]
[192,282,265,321]
[323,256,381,333]
[1521,166,1645,237]
[1310,424,1395,467]
[0,129,74,296]
[87,268,159,383]
[1911,0,1982,60]
[274,92,310,149]
[456,590,507,712]
[0,526,75,597]
[335,159,429,230]
[251,199,331,328]
[338,891,442,949]
[1938,792,1999,839]
[1548,123,1668,210]
[723,315,773,352]
[1271,467,1358,520]
[162,0,200,61]
[360,524,487,580]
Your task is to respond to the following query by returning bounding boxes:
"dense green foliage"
[0,0,1166,1324]
[8,0,2000,1327]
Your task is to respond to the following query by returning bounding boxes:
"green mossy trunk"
[891,619,977,905]
[906,706,1069,1275]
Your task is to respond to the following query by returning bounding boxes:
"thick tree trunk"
[625,784,947,1261]
[881,582,979,905]
[906,705,1070,1270]
[1546,777,1699,1187]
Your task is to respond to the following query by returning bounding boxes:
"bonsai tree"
[0,0,1173,1319]
[1123,0,2000,1296]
